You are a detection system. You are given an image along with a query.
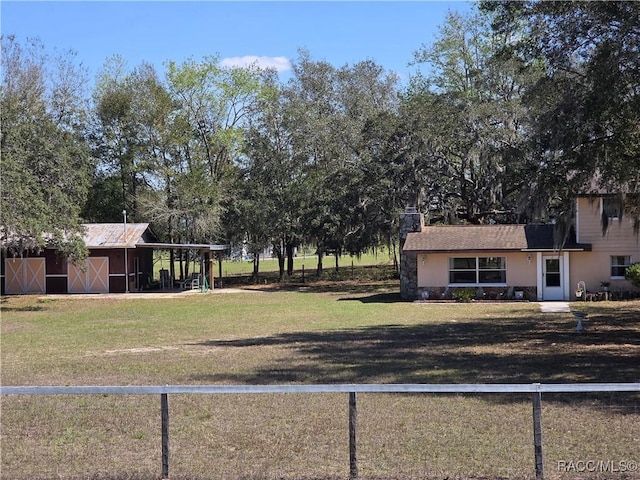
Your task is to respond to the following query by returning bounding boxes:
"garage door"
[4,258,46,294]
[68,257,109,293]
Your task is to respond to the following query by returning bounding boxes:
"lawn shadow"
[337,292,403,303]
[243,277,401,298]
[0,304,47,312]
[190,305,640,411]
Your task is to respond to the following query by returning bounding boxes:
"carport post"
[200,249,205,292]
[123,210,129,293]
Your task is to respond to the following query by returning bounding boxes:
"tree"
[234,70,303,281]
[483,1,640,231]
[285,51,399,274]
[407,8,540,224]
[331,60,399,260]
[1,36,90,260]
[164,56,267,248]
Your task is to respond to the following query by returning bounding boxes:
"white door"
[542,256,564,300]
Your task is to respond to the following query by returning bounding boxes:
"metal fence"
[2,382,639,479]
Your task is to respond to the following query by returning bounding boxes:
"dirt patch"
[40,287,263,300]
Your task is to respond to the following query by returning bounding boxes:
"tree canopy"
[1,36,90,261]
[3,3,638,275]
[482,0,640,229]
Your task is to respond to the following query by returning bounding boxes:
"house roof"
[82,223,155,248]
[403,224,591,253]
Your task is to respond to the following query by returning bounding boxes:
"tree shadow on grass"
[189,305,640,411]
[243,278,402,300]
[0,304,47,312]
[338,292,403,303]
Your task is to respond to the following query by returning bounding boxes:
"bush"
[453,288,475,302]
[625,262,640,288]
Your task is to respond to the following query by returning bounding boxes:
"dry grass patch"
[1,288,639,479]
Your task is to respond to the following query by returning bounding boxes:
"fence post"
[532,385,544,480]
[349,392,358,479]
[161,393,169,479]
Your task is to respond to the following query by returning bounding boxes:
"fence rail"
[2,382,639,479]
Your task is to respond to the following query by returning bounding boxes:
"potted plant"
[600,281,610,292]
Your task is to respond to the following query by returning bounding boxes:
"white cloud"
[220,55,291,73]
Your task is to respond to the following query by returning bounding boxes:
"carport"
[141,243,230,292]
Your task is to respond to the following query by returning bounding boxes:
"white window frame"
[611,255,631,279]
[448,256,507,286]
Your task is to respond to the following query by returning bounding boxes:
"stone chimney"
[399,207,424,300]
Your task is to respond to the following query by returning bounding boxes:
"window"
[545,258,561,287]
[449,257,506,284]
[450,258,477,284]
[611,256,631,278]
[602,197,621,219]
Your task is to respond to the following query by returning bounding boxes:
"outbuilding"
[1,223,226,295]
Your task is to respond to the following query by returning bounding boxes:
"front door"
[543,256,564,300]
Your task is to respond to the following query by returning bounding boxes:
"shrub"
[625,262,640,288]
[453,288,475,302]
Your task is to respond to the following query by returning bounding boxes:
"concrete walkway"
[538,302,571,313]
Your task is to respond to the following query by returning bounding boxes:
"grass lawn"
[1,281,639,480]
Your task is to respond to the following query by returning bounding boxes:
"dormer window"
[602,197,620,219]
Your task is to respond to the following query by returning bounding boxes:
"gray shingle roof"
[403,224,590,252]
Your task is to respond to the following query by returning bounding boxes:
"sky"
[1,1,474,85]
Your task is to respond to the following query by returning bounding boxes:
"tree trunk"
[169,218,176,287]
[275,240,286,281]
[334,252,340,272]
[252,253,260,284]
[392,242,399,272]
[169,249,175,285]
[286,242,295,277]
[316,250,324,277]
[204,252,211,288]
[183,250,189,279]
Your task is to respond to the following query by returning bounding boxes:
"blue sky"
[2,1,474,84]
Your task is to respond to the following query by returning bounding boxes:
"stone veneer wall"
[399,209,424,300]
[415,286,538,301]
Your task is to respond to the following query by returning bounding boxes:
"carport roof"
[139,243,230,251]
[403,224,591,253]
[83,224,229,251]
